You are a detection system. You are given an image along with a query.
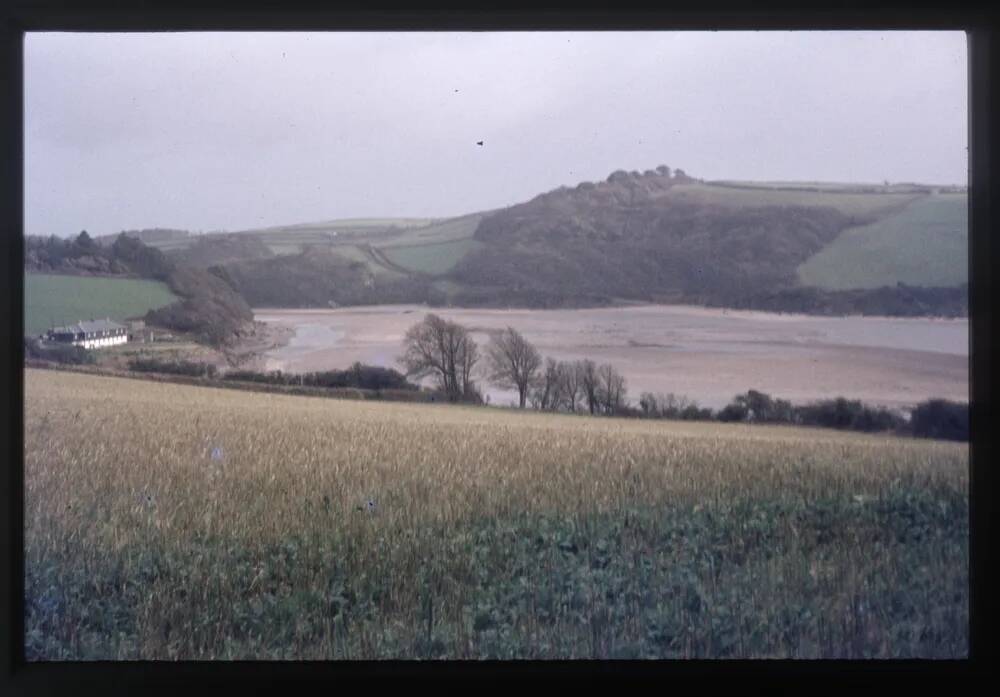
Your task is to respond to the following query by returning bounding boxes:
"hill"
[442,169,966,315]
[86,168,967,318]
[108,215,483,283]
[165,234,277,270]
[449,169,852,307]
[214,246,430,308]
[155,213,491,308]
[95,228,194,248]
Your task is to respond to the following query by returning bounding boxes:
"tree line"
[397,313,968,440]
[399,313,628,414]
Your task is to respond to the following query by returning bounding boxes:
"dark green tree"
[75,230,95,249]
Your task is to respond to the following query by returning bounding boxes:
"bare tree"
[559,360,584,413]
[399,313,480,402]
[457,332,480,402]
[639,391,658,417]
[530,357,562,410]
[597,363,627,415]
[485,327,542,408]
[549,360,570,411]
[577,359,600,415]
[658,393,691,417]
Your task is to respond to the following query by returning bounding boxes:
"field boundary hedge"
[23,360,441,404]
[23,362,969,441]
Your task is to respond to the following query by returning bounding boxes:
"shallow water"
[254,304,968,410]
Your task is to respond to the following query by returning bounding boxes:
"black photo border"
[1,1,995,692]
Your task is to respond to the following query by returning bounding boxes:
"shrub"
[128,358,216,378]
[717,403,748,423]
[24,338,95,365]
[910,399,969,441]
[636,392,712,421]
[614,404,644,419]
[638,392,658,417]
[222,364,419,392]
[304,363,416,391]
[680,404,713,421]
[794,397,905,433]
[733,390,795,423]
[460,383,485,405]
[222,369,292,385]
[716,391,905,434]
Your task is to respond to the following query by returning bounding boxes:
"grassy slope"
[371,213,486,275]
[134,219,437,255]
[25,369,967,659]
[116,181,966,310]
[24,273,178,336]
[253,214,489,278]
[712,180,887,190]
[380,237,484,275]
[379,213,486,247]
[707,180,948,193]
[797,193,968,290]
[332,245,404,277]
[264,217,437,232]
[445,180,966,311]
[235,216,485,278]
[392,187,961,285]
[245,218,441,256]
[664,183,923,219]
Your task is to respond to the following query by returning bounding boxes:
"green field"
[251,218,439,254]
[797,194,968,290]
[381,238,483,275]
[146,240,194,252]
[708,180,946,193]
[257,231,343,255]
[264,243,305,256]
[381,213,486,247]
[25,369,967,659]
[24,273,179,336]
[330,245,408,278]
[667,183,922,219]
[269,217,438,233]
[137,219,441,256]
[247,213,487,277]
[711,180,886,191]
[371,213,486,274]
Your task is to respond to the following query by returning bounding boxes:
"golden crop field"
[24,369,968,659]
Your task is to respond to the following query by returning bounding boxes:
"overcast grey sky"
[25,31,967,238]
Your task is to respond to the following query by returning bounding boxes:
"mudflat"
[254,304,968,409]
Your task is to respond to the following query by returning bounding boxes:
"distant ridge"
[82,166,967,318]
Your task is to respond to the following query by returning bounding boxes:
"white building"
[48,318,128,349]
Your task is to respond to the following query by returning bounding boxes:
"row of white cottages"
[47,318,129,349]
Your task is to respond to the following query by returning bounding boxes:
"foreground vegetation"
[24,369,968,659]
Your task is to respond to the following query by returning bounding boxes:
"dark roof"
[51,318,127,334]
